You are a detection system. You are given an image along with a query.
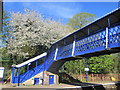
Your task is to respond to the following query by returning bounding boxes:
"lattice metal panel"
[45,50,56,66]
[57,43,73,59]
[19,64,44,83]
[75,29,106,54]
[109,25,120,44]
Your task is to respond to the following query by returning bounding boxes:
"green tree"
[111,53,120,73]
[1,11,12,66]
[1,11,12,79]
[1,11,12,63]
[2,11,12,46]
[88,55,114,74]
[62,59,85,75]
[67,12,97,30]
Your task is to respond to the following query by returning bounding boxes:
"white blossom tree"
[7,9,69,58]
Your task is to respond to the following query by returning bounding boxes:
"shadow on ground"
[115,81,120,90]
[59,72,113,90]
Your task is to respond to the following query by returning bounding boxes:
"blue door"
[34,78,39,85]
[49,75,54,84]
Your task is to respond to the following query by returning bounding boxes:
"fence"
[72,74,120,82]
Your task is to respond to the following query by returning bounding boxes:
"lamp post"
[84,58,89,82]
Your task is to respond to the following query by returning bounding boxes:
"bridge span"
[11,8,120,85]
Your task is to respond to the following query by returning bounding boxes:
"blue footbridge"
[11,8,120,85]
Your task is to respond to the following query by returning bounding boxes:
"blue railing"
[52,25,120,59]
[45,50,56,70]
[57,43,73,60]
[13,64,44,83]
[12,53,46,83]
[75,29,106,56]
[109,25,120,48]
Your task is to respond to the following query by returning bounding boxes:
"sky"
[4,2,119,24]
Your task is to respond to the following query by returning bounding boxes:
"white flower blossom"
[7,9,70,57]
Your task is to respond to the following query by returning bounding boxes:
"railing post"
[72,34,76,56]
[106,27,109,48]
[88,28,90,35]
[17,68,20,86]
[27,64,29,71]
[36,61,38,67]
[54,44,58,60]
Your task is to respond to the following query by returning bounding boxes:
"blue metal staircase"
[11,53,47,83]
[11,8,120,84]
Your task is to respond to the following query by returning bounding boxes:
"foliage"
[62,53,120,75]
[67,12,97,30]
[88,55,114,74]
[2,11,12,46]
[0,11,12,79]
[7,9,70,58]
[110,53,120,73]
[62,59,86,74]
